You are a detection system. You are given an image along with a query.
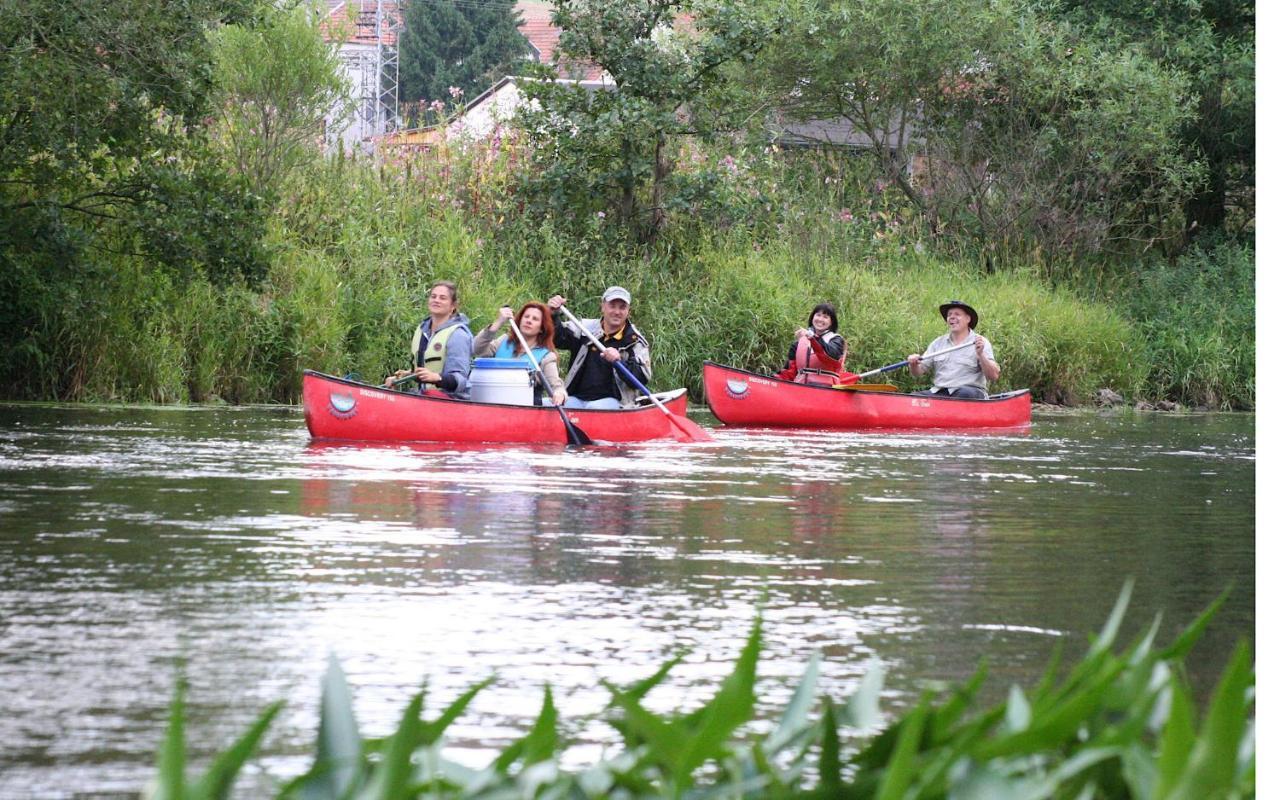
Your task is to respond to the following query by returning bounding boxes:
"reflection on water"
[0,404,1255,797]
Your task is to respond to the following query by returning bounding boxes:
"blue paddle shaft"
[610,359,648,393]
[857,340,975,380]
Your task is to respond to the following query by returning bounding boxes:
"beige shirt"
[922,331,993,390]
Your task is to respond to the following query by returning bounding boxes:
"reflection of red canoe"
[303,370,694,443]
[703,362,1032,430]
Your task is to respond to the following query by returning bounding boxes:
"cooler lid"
[472,358,530,370]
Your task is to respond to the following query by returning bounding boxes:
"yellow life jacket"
[410,322,464,373]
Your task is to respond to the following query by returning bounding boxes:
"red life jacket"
[794,332,846,386]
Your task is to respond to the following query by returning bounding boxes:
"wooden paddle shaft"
[917,339,977,362]
[857,339,975,379]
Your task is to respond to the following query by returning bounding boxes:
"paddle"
[507,319,593,446]
[558,305,713,443]
[832,382,899,392]
[390,373,419,389]
[835,340,976,387]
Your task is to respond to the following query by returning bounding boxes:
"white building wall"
[446,81,526,141]
[325,41,392,153]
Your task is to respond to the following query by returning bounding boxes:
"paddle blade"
[669,414,714,443]
[562,414,594,446]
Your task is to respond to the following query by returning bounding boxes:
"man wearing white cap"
[547,286,652,409]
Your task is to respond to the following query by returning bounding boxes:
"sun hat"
[602,286,631,304]
[939,300,978,329]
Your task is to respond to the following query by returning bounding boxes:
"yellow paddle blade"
[832,383,899,392]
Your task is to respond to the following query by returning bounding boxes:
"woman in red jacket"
[775,302,848,386]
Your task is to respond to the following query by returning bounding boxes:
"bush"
[1122,240,1255,409]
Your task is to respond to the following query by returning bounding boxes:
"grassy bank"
[147,585,1253,799]
[0,152,1252,409]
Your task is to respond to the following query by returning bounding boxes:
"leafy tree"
[917,18,1197,263]
[399,0,529,117]
[757,0,1199,262]
[757,0,1000,208]
[515,0,775,242]
[0,0,271,280]
[209,2,350,195]
[0,0,269,397]
[1040,0,1254,238]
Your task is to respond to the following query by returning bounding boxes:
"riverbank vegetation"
[147,585,1254,798]
[1,0,1253,408]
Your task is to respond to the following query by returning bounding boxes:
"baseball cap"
[602,286,631,304]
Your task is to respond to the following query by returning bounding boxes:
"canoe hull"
[303,370,693,444]
[703,362,1031,430]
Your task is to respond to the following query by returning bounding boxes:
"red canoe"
[303,370,697,444]
[703,362,1032,430]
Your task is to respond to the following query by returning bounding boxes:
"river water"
[0,403,1255,797]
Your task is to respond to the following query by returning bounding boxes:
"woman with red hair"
[473,302,568,405]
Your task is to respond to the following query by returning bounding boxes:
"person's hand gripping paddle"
[508,316,593,446]
[558,305,713,443]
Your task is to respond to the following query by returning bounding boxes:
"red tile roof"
[322,0,401,46]
[516,4,560,66]
[515,0,605,80]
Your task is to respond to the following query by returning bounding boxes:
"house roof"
[376,74,616,148]
[515,1,558,65]
[322,0,401,46]
[767,115,916,152]
[515,0,605,80]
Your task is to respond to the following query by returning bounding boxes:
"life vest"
[494,337,552,367]
[795,331,846,386]
[410,321,465,373]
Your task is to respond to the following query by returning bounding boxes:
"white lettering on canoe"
[360,388,394,401]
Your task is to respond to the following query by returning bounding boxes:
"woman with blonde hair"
[384,280,474,399]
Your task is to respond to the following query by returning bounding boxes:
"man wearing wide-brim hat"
[906,300,1000,399]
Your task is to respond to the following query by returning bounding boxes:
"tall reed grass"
[2,143,1251,408]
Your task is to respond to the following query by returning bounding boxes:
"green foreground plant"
[148,583,1253,799]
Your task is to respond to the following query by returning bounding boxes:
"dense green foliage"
[0,0,1254,408]
[756,0,1201,263]
[209,2,349,197]
[1042,0,1255,238]
[399,0,529,122]
[146,584,1254,798]
[0,0,270,399]
[1117,239,1255,409]
[517,0,775,242]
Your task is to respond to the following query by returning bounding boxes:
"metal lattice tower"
[374,0,400,134]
